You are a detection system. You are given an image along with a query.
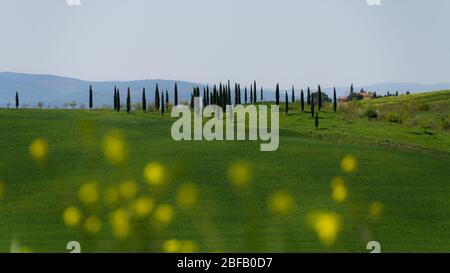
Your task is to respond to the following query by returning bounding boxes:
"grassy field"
[0,90,449,253]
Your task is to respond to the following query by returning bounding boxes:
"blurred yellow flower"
[341,155,357,173]
[29,138,48,161]
[63,206,82,227]
[228,161,252,188]
[176,183,199,209]
[104,186,120,207]
[109,209,131,239]
[131,197,154,218]
[181,240,198,253]
[119,180,138,200]
[268,190,295,215]
[78,182,99,205]
[369,202,384,218]
[154,204,175,224]
[144,162,166,186]
[0,180,5,200]
[307,212,340,246]
[84,216,102,235]
[163,239,181,253]
[103,132,127,165]
[331,177,347,203]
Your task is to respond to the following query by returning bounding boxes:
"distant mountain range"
[1,72,449,108]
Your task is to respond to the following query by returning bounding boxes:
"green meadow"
[0,90,449,253]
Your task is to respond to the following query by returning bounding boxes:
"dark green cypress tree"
[126,88,131,114]
[116,89,121,112]
[300,89,305,112]
[285,91,289,115]
[250,85,253,103]
[311,95,315,118]
[291,86,295,102]
[253,81,257,102]
[89,85,93,110]
[174,83,178,106]
[166,90,169,106]
[161,93,165,115]
[15,92,19,109]
[142,87,147,112]
[318,85,322,111]
[350,84,354,94]
[315,113,319,129]
[114,86,117,111]
[238,84,241,104]
[333,87,337,113]
[260,87,263,102]
[275,83,280,105]
[155,84,160,110]
[206,86,210,105]
[307,87,311,105]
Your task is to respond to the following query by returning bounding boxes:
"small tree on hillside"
[333,87,337,113]
[253,81,257,102]
[300,89,305,112]
[155,84,160,110]
[245,87,248,104]
[285,91,289,115]
[307,87,311,105]
[166,90,169,107]
[318,85,322,111]
[116,89,121,112]
[174,83,178,106]
[291,86,295,102]
[260,87,264,102]
[161,93,165,116]
[126,88,131,114]
[275,83,280,105]
[142,87,147,112]
[250,85,253,103]
[89,85,93,110]
[15,92,19,110]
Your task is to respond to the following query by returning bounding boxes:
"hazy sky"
[0,0,449,88]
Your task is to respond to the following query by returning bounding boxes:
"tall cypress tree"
[174,83,178,106]
[311,95,315,118]
[166,90,169,106]
[285,91,289,115]
[114,86,117,111]
[126,88,131,114]
[315,113,319,129]
[260,87,263,102]
[161,93,165,115]
[15,92,19,109]
[250,85,253,103]
[307,87,311,105]
[89,85,93,110]
[142,87,147,112]
[333,87,337,113]
[116,89,121,112]
[275,83,280,105]
[350,84,354,94]
[155,84,160,110]
[318,85,322,111]
[238,84,241,104]
[300,89,305,113]
[253,81,257,102]
[291,86,295,102]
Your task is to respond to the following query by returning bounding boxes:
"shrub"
[365,109,378,120]
[385,111,404,124]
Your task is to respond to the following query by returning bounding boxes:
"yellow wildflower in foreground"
[109,209,131,239]
[268,190,295,215]
[119,180,138,200]
[331,177,347,203]
[370,202,384,218]
[29,138,48,161]
[144,162,166,186]
[181,240,198,253]
[84,216,102,235]
[227,161,252,188]
[154,204,175,224]
[341,155,357,173]
[131,197,154,218]
[103,132,127,165]
[78,182,99,205]
[307,212,341,246]
[176,183,199,209]
[63,207,82,227]
[163,239,182,253]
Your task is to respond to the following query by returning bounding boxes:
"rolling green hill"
[0,90,449,253]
